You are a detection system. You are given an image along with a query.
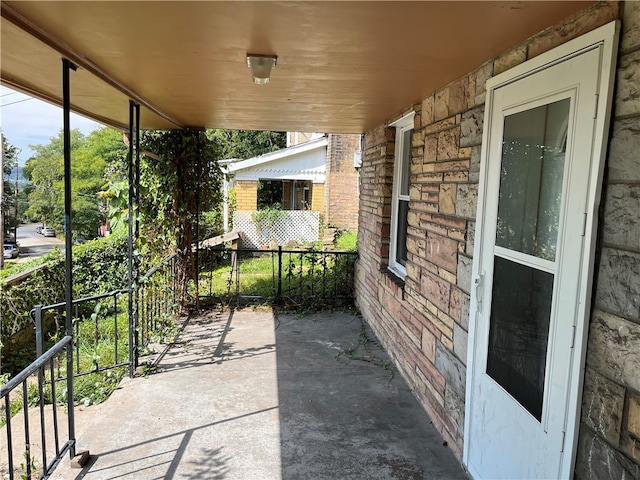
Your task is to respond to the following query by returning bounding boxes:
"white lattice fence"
[233,210,321,248]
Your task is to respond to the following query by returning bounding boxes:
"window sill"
[382,267,405,295]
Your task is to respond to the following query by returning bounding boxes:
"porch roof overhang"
[228,136,328,182]
[1,1,593,134]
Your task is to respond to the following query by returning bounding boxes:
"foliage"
[140,128,223,308]
[206,129,286,160]
[23,127,127,238]
[199,209,224,241]
[257,180,283,209]
[0,233,129,342]
[72,232,129,297]
[198,248,357,309]
[335,231,358,252]
[0,248,60,280]
[2,135,20,237]
[0,256,66,340]
[251,203,286,243]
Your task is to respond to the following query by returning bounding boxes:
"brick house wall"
[235,180,257,211]
[325,134,361,231]
[311,183,324,212]
[356,2,640,476]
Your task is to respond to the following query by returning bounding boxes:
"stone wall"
[355,0,623,467]
[325,134,361,231]
[575,2,640,479]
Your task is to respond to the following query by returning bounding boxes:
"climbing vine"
[140,129,223,309]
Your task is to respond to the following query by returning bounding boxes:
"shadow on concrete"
[50,308,467,479]
[274,312,467,480]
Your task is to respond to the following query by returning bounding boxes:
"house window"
[389,112,414,279]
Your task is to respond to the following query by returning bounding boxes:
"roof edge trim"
[1,2,185,129]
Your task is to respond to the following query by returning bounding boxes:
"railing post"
[277,246,283,300]
[34,305,43,358]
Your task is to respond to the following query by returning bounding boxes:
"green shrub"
[72,232,129,296]
[1,233,129,361]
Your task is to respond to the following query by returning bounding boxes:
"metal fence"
[0,254,178,479]
[197,246,358,309]
[0,336,73,480]
[137,254,179,368]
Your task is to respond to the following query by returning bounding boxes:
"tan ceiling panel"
[2,1,593,133]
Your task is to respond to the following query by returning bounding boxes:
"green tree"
[24,127,127,238]
[206,129,286,160]
[24,154,61,227]
[2,135,19,237]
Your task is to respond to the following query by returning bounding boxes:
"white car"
[3,243,20,259]
[42,227,56,237]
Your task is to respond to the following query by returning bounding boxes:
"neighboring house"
[356,3,640,480]
[225,132,360,248]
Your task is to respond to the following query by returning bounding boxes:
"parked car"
[35,226,43,234]
[3,243,20,259]
[42,227,56,237]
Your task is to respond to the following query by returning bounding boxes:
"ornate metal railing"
[197,246,358,309]
[0,254,179,479]
[0,336,73,480]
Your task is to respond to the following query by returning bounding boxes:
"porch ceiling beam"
[1,2,186,129]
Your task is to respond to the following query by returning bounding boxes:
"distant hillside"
[6,166,31,190]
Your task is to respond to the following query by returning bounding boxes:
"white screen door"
[465,26,616,479]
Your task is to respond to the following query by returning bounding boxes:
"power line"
[1,98,34,108]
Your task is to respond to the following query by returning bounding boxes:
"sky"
[1,85,102,166]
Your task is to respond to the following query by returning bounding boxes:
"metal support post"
[134,102,140,369]
[1,132,5,269]
[277,246,283,300]
[127,101,141,376]
[62,57,77,459]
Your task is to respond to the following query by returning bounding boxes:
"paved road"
[15,223,64,261]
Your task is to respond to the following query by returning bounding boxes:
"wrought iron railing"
[0,336,73,480]
[197,246,358,308]
[0,254,179,479]
[136,253,179,368]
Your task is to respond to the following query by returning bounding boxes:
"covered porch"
[50,308,466,479]
[2,2,616,479]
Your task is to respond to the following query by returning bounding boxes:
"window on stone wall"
[389,112,414,279]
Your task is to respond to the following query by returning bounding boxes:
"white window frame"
[388,112,414,279]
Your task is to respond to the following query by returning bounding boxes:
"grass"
[335,231,357,252]
[199,252,276,299]
[198,249,356,306]
[1,297,148,427]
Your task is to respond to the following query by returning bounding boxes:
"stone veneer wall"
[355,0,624,468]
[575,2,640,479]
[325,134,361,231]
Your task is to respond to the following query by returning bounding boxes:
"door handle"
[473,272,485,310]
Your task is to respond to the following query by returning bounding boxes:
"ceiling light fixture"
[246,54,277,85]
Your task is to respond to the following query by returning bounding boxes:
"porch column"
[127,100,140,377]
[62,57,77,459]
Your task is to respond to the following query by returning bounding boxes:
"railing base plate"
[71,450,91,469]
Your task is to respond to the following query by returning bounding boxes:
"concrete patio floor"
[51,308,468,479]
